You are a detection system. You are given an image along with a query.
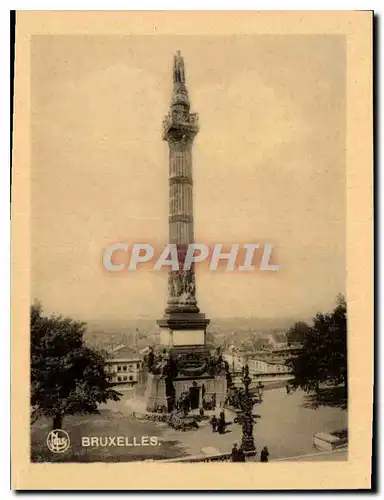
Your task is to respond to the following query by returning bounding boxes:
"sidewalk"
[155,408,244,457]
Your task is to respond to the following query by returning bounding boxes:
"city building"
[223,344,296,385]
[247,357,291,376]
[107,345,143,386]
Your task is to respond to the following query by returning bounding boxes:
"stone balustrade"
[150,450,257,463]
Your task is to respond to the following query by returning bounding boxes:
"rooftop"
[108,344,140,361]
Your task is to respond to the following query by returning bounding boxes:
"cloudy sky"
[31,35,346,322]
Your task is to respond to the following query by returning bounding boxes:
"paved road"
[125,386,348,460]
[252,388,347,460]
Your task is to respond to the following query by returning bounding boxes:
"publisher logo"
[46,429,70,453]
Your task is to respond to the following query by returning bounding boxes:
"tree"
[325,294,347,395]
[286,321,310,345]
[287,295,347,398]
[31,301,122,429]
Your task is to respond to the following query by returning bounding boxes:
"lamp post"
[232,352,235,373]
[241,364,256,453]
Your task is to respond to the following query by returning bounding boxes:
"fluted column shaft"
[169,140,194,246]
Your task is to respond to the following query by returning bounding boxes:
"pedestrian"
[260,446,269,462]
[237,445,246,462]
[217,420,225,434]
[210,415,218,433]
[231,443,238,462]
[286,384,290,395]
[218,409,226,434]
[219,409,226,423]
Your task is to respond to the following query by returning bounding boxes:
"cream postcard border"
[11,11,373,490]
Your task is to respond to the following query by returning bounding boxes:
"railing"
[272,448,347,462]
[146,448,347,463]
[230,374,293,388]
[150,450,257,463]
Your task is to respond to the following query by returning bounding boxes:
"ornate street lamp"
[241,364,256,453]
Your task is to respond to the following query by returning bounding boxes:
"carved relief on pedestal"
[167,270,198,312]
[168,270,196,299]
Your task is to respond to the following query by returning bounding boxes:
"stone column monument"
[144,52,228,413]
[158,51,210,350]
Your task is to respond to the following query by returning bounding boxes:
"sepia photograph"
[11,11,373,490]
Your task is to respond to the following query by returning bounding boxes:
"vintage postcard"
[11,11,373,490]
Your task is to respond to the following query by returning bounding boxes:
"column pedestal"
[157,312,210,347]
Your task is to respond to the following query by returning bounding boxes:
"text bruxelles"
[81,436,159,447]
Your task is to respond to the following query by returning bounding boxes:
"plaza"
[31,385,347,462]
